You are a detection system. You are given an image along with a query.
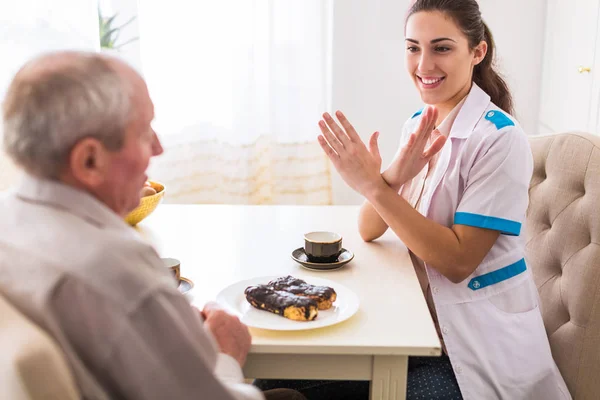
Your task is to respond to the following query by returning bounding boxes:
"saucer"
[177,277,194,295]
[299,263,347,272]
[291,248,354,271]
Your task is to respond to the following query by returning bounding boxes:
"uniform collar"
[436,96,467,138]
[15,173,130,230]
[448,83,491,140]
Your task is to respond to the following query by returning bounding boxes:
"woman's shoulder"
[471,105,528,146]
[476,103,523,133]
[459,105,532,171]
[402,107,425,130]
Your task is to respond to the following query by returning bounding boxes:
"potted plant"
[98,6,139,51]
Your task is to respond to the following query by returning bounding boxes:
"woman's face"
[405,10,486,111]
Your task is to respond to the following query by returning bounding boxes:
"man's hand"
[383,106,446,191]
[202,302,252,367]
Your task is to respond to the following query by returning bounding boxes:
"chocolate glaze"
[267,275,336,300]
[244,285,318,320]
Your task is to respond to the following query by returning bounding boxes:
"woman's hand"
[383,106,447,191]
[317,111,386,197]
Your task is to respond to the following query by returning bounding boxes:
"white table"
[137,205,441,400]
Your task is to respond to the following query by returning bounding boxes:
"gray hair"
[2,52,132,179]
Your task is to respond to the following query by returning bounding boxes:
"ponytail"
[473,23,513,114]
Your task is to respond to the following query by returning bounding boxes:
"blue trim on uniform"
[468,258,527,291]
[454,212,521,236]
[484,110,514,130]
[411,108,424,119]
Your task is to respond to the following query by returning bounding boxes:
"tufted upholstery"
[526,132,600,400]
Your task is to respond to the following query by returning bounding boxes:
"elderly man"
[0,52,304,400]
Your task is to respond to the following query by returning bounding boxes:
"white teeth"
[421,77,442,85]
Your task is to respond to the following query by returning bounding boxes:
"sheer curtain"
[0,0,99,191]
[139,0,334,204]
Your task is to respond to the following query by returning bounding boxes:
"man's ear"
[473,40,488,66]
[68,138,109,187]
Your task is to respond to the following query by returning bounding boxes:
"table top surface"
[137,204,441,356]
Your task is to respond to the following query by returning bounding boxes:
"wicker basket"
[125,181,165,226]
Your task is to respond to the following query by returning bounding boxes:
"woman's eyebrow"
[405,37,456,44]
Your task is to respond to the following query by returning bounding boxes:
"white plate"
[216,276,360,331]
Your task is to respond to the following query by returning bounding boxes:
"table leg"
[370,355,408,400]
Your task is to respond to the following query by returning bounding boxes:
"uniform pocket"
[486,278,538,315]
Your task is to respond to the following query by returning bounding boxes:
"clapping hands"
[317,107,446,196]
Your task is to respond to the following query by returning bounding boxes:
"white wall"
[0,0,99,191]
[98,0,142,73]
[330,0,547,205]
[479,0,547,136]
[330,0,416,206]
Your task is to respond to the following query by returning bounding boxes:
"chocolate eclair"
[244,285,318,321]
[267,276,337,310]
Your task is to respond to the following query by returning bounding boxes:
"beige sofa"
[0,294,79,400]
[526,132,600,400]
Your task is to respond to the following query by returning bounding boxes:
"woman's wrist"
[381,169,405,192]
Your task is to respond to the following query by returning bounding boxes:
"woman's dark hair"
[406,0,514,114]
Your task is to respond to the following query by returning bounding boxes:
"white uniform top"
[398,83,571,399]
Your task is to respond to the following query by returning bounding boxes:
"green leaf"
[104,27,119,37]
[97,8,138,50]
[105,15,118,28]
[114,37,140,49]
[116,16,137,30]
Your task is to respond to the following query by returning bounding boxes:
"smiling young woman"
[254,0,572,399]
